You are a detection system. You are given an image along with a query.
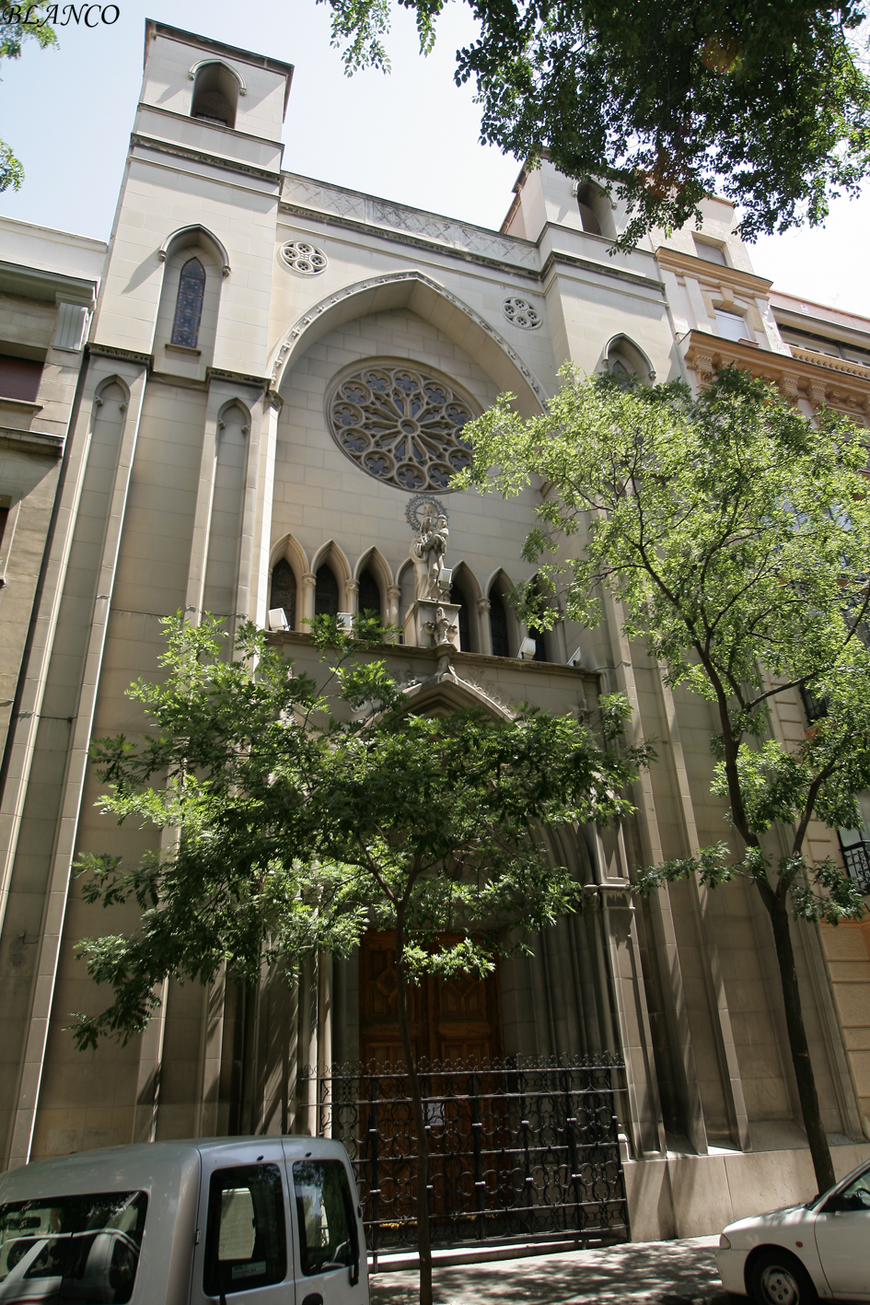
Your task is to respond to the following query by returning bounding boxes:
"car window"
[836,1168,870,1209]
[203,1164,287,1297]
[0,1190,147,1304]
[292,1160,356,1278]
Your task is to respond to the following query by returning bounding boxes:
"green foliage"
[458,365,870,924]
[320,0,870,247]
[0,3,57,191]
[71,612,646,1048]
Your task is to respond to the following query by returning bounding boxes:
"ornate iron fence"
[301,1055,629,1259]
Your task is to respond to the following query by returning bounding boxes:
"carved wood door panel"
[358,932,504,1237]
[359,931,502,1067]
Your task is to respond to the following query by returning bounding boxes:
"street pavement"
[369,1236,730,1304]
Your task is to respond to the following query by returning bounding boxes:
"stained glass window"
[269,559,297,628]
[315,565,340,617]
[358,568,381,619]
[171,258,206,348]
[490,593,510,658]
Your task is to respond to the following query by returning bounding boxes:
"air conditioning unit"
[268,608,289,631]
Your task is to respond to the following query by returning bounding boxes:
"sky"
[1,0,868,318]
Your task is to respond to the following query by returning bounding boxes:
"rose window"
[327,364,476,492]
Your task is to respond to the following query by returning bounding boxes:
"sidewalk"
[369,1237,730,1304]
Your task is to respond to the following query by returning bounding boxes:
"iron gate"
[301,1054,629,1257]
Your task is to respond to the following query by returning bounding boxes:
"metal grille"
[302,1055,629,1259]
[842,841,870,894]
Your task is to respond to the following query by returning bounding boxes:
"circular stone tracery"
[327,364,477,492]
[502,296,541,329]
[280,241,328,274]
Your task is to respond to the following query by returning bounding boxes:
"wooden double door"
[359,932,502,1069]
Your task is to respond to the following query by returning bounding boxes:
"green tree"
[458,365,870,1192]
[321,0,870,248]
[72,613,648,1305]
[0,4,57,191]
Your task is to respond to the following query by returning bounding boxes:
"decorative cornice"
[87,343,153,366]
[541,249,664,294]
[683,330,870,412]
[0,427,64,455]
[131,134,281,185]
[207,367,271,389]
[787,345,870,383]
[655,246,773,297]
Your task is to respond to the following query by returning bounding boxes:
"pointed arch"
[268,271,546,418]
[270,532,309,576]
[354,546,392,623]
[486,568,522,660]
[353,545,393,589]
[400,673,514,721]
[602,334,656,384]
[159,225,231,278]
[217,397,251,433]
[450,560,482,653]
[93,373,130,406]
[311,539,352,613]
[269,533,308,629]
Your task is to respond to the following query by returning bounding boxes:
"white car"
[716,1156,870,1304]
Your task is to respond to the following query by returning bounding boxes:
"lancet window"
[171,258,206,348]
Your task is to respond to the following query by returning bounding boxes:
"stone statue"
[411,503,450,601]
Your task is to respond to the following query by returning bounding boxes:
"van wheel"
[748,1250,818,1305]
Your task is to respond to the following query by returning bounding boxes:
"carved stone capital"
[476,598,491,615]
[301,572,317,590]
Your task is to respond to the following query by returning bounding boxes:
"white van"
[0,1137,369,1305]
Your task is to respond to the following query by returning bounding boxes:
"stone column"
[345,578,359,614]
[387,584,402,642]
[477,598,493,655]
[301,572,317,626]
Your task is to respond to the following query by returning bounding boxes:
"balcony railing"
[841,841,870,895]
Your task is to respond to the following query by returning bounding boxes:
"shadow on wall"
[368,1238,729,1305]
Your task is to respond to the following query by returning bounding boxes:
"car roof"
[0,1136,350,1204]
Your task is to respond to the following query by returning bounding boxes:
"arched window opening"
[530,625,548,662]
[577,185,602,236]
[604,335,655,386]
[358,568,382,620]
[191,62,239,128]
[171,258,206,349]
[315,564,340,617]
[270,558,297,629]
[451,571,475,652]
[489,592,510,658]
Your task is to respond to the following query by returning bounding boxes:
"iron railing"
[301,1054,629,1259]
[842,840,870,894]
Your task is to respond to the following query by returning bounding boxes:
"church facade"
[0,20,869,1241]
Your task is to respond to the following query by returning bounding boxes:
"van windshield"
[0,1190,147,1304]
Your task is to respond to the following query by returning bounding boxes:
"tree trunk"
[394,920,433,1305]
[764,891,836,1193]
